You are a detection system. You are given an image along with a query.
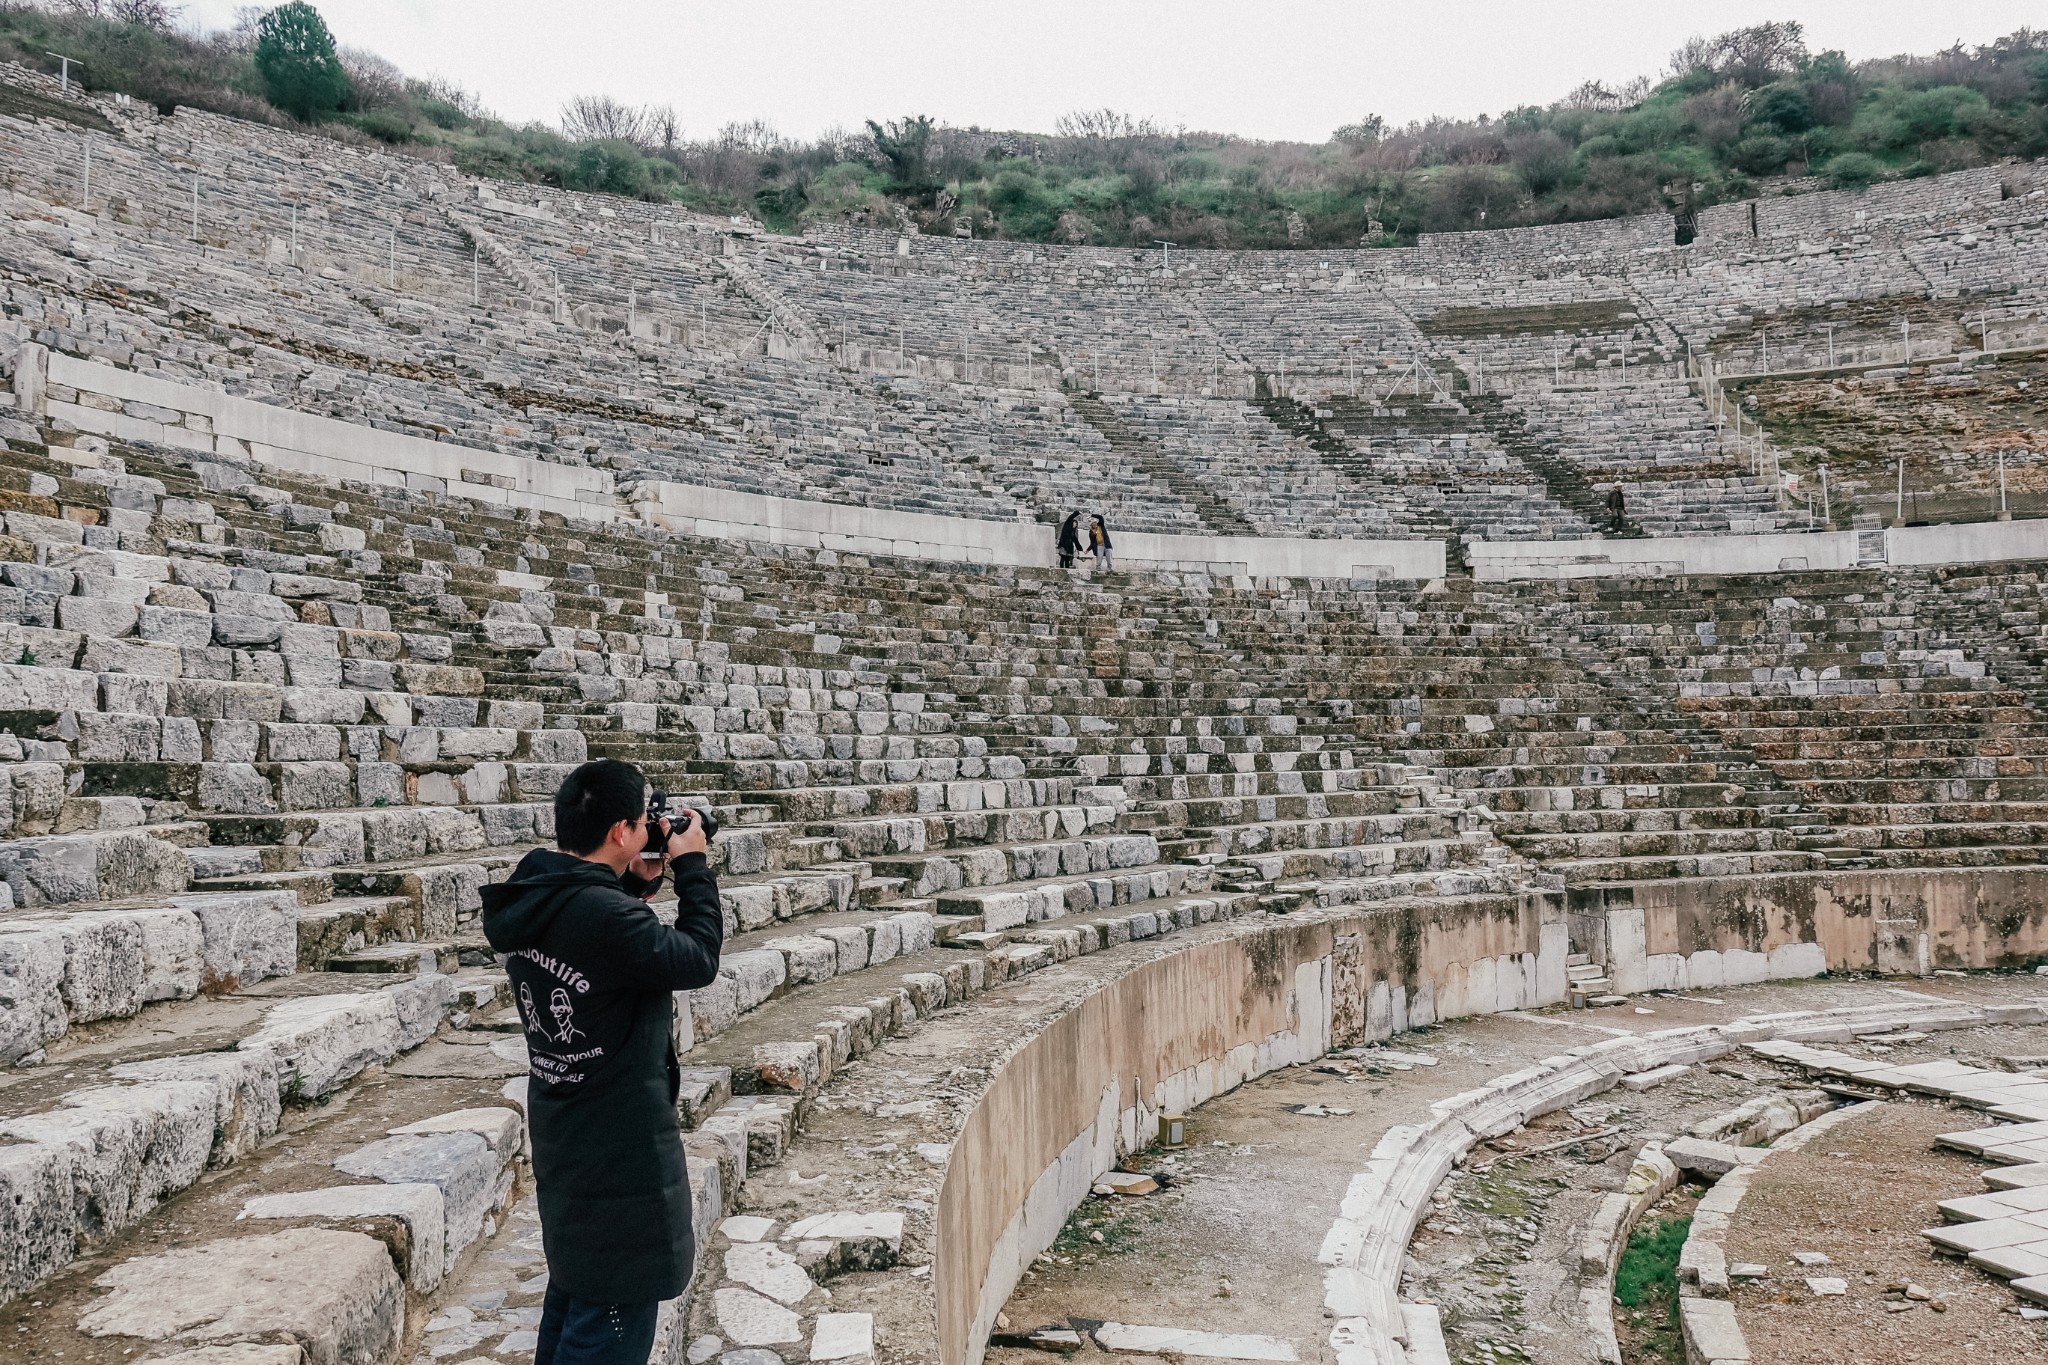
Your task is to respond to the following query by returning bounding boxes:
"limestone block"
[0,1141,77,1300]
[77,1228,404,1365]
[138,606,215,648]
[689,974,742,1042]
[752,1041,821,1095]
[241,1182,447,1291]
[713,1287,802,1346]
[817,925,870,973]
[280,688,366,725]
[384,973,460,1050]
[0,830,191,906]
[263,723,342,762]
[1,1077,219,1243]
[762,936,837,986]
[335,1130,500,1261]
[0,924,69,1062]
[276,762,351,812]
[58,597,140,639]
[110,1048,283,1160]
[0,662,100,711]
[176,891,299,991]
[723,951,787,1012]
[75,711,161,762]
[196,763,277,815]
[238,994,404,1099]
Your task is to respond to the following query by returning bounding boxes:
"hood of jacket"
[480,847,624,952]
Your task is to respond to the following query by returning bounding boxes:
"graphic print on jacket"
[507,940,617,1087]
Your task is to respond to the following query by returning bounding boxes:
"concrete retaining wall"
[935,893,1565,1365]
[1469,519,2048,581]
[34,349,618,523]
[631,479,1448,579]
[1570,867,2048,991]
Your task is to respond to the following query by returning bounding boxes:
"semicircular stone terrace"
[4,59,2048,1365]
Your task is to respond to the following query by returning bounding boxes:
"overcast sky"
[174,1,2046,144]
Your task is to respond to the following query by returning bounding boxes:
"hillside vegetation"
[4,4,2046,248]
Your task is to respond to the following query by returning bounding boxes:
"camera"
[645,790,718,855]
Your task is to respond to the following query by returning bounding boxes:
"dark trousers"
[1059,550,1075,568]
[535,1283,659,1365]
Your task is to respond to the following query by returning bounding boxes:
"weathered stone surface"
[723,1241,813,1306]
[808,1313,875,1364]
[711,1287,802,1346]
[240,1182,449,1290]
[77,1228,403,1365]
[334,1131,500,1260]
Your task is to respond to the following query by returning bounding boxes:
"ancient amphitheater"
[5,57,2048,1365]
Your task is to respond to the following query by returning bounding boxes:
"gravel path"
[1726,1099,2048,1364]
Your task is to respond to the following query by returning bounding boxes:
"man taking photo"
[482,758,725,1365]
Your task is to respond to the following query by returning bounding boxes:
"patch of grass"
[1615,1213,1688,1306]
[1457,1170,1532,1218]
[1615,1213,1690,1364]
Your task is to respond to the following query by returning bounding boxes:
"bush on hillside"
[1821,151,1885,188]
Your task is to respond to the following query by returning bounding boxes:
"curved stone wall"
[932,866,2048,1365]
[932,893,1563,1364]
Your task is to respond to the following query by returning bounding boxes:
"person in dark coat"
[1056,511,1082,569]
[1089,514,1113,572]
[1605,484,1627,533]
[481,758,723,1365]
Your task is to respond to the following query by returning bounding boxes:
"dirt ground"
[1727,1100,2048,1365]
[986,974,2048,1365]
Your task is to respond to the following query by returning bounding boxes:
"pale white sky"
[174,1,2046,143]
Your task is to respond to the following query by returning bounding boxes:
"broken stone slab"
[1621,1063,1692,1092]
[239,1181,448,1290]
[77,1228,403,1365]
[1093,1322,1299,1360]
[721,1215,776,1242]
[1094,1171,1159,1197]
[778,1210,902,1274]
[1664,1136,1764,1179]
[711,1287,801,1346]
[723,1241,813,1306]
[1806,1277,1847,1296]
[808,1311,875,1363]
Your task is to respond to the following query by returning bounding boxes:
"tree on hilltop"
[255,2,350,121]
[866,115,936,195]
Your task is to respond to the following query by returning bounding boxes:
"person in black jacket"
[481,758,724,1365]
[1056,511,1082,569]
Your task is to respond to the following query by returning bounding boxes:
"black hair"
[554,758,646,855]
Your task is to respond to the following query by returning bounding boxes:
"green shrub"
[1822,151,1886,188]
[341,109,412,144]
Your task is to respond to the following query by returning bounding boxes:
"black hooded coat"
[480,846,723,1303]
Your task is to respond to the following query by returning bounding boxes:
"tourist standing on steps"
[1090,514,1113,572]
[481,759,724,1365]
[1606,484,1627,533]
[1057,511,1083,569]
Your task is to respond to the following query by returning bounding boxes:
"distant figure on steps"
[1606,484,1627,533]
[1057,511,1083,569]
[1090,515,1114,572]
